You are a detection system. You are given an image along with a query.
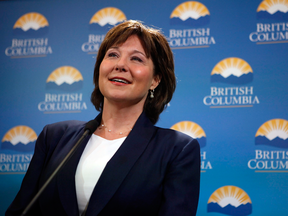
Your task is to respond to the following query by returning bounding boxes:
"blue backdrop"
[1,0,288,215]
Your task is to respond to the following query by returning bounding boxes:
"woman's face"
[99,35,159,108]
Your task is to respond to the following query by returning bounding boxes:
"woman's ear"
[150,75,161,90]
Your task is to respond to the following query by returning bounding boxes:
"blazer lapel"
[57,133,91,215]
[57,115,102,215]
[86,112,156,215]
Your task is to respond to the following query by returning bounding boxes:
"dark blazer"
[6,112,200,216]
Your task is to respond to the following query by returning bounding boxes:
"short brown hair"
[91,20,175,124]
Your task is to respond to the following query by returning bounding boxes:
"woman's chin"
[105,96,146,107]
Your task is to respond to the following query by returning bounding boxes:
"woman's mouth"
[110,78,130,84]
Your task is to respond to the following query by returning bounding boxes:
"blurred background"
[1,0,288,215]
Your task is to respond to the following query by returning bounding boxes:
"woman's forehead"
[107,35,151,57]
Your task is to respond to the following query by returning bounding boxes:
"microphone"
[85,119,98,134]
[21,119,98,216]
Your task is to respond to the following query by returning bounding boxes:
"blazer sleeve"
[158,138,200,216]
[5,124,58,216]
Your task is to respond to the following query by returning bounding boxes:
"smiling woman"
[98,35,158,115]
[91,20,175,125]
[6,20,200,216]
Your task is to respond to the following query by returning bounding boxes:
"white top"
[75,134,126,215]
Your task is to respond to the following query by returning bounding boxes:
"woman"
[6,20,200,216]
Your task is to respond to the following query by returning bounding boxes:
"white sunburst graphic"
[256,119,288,141]
[208,186,252,207]
[171,121,206,139]
[211,57,253,78]
[90,7,126,26]
[170,1,210,20]
[257,0,288,14]
[207,186,252,215]
[46,66,83,85]
[13,12,49,31]
[2,126,37,145]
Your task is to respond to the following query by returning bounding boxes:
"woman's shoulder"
[151,126,200,162]
[36,120,88,151]
[45,120,86,130]
[154,126,199,151]
[42,120,87,137]
[46,120,86,129]
[155,126,195,143]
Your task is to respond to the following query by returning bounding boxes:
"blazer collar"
[85,112,156,215]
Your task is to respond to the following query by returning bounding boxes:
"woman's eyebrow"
[108,47,147,58]
[132,50,147,57]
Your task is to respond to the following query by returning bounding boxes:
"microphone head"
[85,119,98,134]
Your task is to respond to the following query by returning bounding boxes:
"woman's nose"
[115,57,128,72]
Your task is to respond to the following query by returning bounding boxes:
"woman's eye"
[108,52,117,57]
[131,56,143,62]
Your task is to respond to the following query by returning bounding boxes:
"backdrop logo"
[46,66,83,91]
[13,12,49,32]
[170,1,210,25]
[90,7,126,27]
[5,12,52,58]
[1,126,36,152]
[255,119,288,148]
[171,121,212,171]
[38,66,87,114]
[0,126,35,173]
[249,1,288,44]
[207,186,252,216]
[203,57,260,108]
[210,58,253,84]
[82,7,126,54]
[248,119,288,171]
[257,0,288,20]
[168,1,215,49]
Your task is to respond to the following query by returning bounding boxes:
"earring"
[150,89,154,98]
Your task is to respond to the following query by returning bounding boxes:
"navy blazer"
[6,112,200,216]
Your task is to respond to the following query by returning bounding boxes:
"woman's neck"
[94,100,143,140]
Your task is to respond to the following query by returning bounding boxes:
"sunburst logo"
[171,121,206,148]
[90,7,126,28]
[211,57,253,84]
[168,1,215,48]
[39,66,87,113]
[46,66,83,91]
[255,119,288,148]
[1,126,37,152]
[170,1,210,25]
[6,12,52,58]
[207,186,252,216]
[257,0,288,19]
[13,12,49,32]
